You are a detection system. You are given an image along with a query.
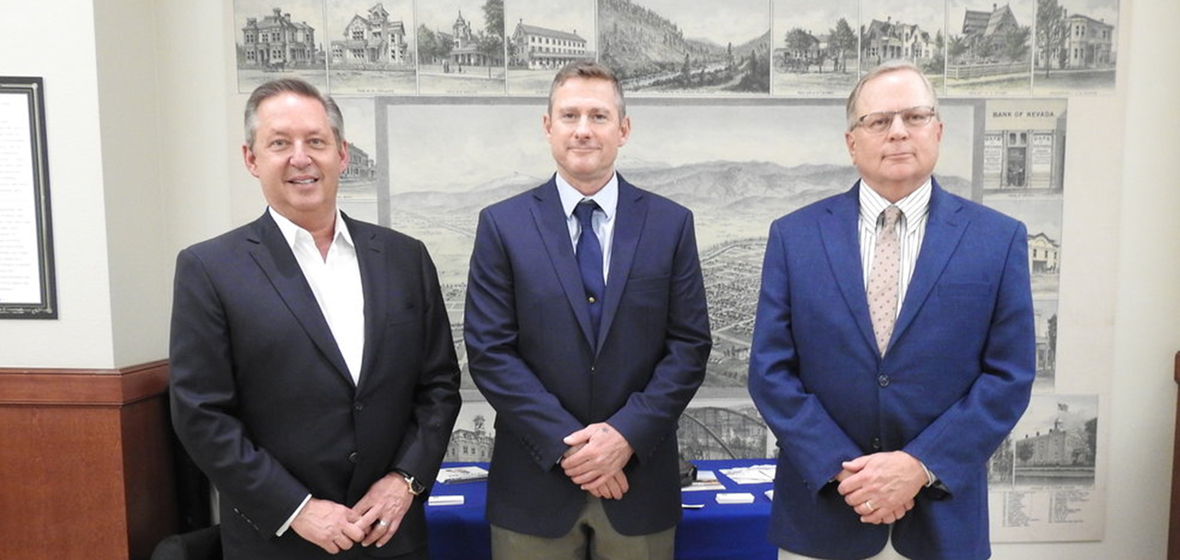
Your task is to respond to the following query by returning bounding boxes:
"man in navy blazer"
[170,79,461,560]
[464,62,712,559]
[748,61,1035,560]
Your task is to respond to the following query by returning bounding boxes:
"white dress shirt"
[267,206,366,534]
[555,172,619,284]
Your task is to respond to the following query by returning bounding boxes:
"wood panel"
[1171,351,1180,560]
[0,362,177,560]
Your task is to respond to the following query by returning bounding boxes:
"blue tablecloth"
[425,459,777,560]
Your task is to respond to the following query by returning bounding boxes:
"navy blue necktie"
[574,200,605,342]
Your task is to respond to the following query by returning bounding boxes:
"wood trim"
[1171,351,1180,560]
[0,360,169,406]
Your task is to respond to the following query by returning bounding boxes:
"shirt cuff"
[919,461,938,488]
[276,494,312,536]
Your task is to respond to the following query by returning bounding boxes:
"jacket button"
[872,437,882,451]
[348,452,359,464]
[877,375,890,387]
[354,402,365,412]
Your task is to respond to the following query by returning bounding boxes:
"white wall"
[0,0,117,366]
[93,0,171,367]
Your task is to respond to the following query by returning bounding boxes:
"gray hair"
[845,60,938,131]
[244,78,344,149]
[548,60,627,119]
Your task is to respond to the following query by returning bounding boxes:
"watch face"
[404,473,424,495]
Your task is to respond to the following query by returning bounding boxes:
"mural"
[231,0,1111,542]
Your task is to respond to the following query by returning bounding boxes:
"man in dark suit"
[748,61,1036,560]
[170,78,461,560]
[464,61,712,560]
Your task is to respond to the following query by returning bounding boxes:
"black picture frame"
[0,77,57,319]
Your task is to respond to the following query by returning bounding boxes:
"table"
[425,459,777,560]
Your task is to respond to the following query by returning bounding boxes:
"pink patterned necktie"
[868,205,902,356]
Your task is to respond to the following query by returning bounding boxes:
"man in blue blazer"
[749,61,1035,560]
[170,79,461,559]
[464,62,712,559]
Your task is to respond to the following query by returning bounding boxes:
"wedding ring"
[377,519,390,527]
[864,500,875,512]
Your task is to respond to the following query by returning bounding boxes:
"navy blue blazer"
[169,212,461,559]
[748,181,1035,560]
[464,175,712,538]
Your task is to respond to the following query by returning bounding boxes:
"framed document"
[0,77,57,319]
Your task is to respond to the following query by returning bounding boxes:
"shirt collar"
[268,207,355,250]
[858,178,932,230]
[555,172,618,221]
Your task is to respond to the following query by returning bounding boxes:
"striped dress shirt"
[858,179,932,319]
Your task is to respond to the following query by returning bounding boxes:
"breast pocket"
[387,301,421,326]
[938,281,992,299]
[625,274,670,294]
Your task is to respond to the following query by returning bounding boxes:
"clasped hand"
[834,451,927,525]
[561,422,634,500]
[291,473,413,553]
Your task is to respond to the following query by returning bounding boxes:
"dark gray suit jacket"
[170,212,461,559]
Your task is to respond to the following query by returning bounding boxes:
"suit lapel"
[529,179,599,348]
[247,213,354,387]
[818,185,878,354]
[891,181,969,345]
[348,216,388,393]
[597,178,646,354]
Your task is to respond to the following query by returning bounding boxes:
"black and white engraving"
[326,0,416,94]
[505,0,596,95]
[946,0,1035,96]
[416,0,507,95]
[990,394,1098,487]
[335,97,379,211]
[599,0,771,95]
[234,0,328,93]
[679,399,772,460]
[378,99,978,393]
[858,0,946,90]
[1033,0,1117,94]
[771,0,858,97]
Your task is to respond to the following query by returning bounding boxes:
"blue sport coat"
[748,181,1035,560]
[464,175,712,538]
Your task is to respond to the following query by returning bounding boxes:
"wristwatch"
[396,470,425,496]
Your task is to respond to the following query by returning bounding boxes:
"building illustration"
[240,7,319,69]
[861,17,935,67]
[1028,233,1060,274]
[449,10,491,67]
[343,144,377,182]
[445,415,493,462]
[330,3,409,67]
[1038,9,1115,71]
[510,20,589,70]
[983,100,1067,191]
[1063,13,1114,68]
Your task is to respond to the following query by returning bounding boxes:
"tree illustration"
[1004,25,1032,62]
[1036,0,1066,76]
[479,0,504,74]
[829,18,857,74]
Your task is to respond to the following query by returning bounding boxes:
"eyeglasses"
[853,106,938,134]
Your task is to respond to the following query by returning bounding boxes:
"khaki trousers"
[490,496,675,560]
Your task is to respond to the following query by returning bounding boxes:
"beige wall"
[2,0,1177,557]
